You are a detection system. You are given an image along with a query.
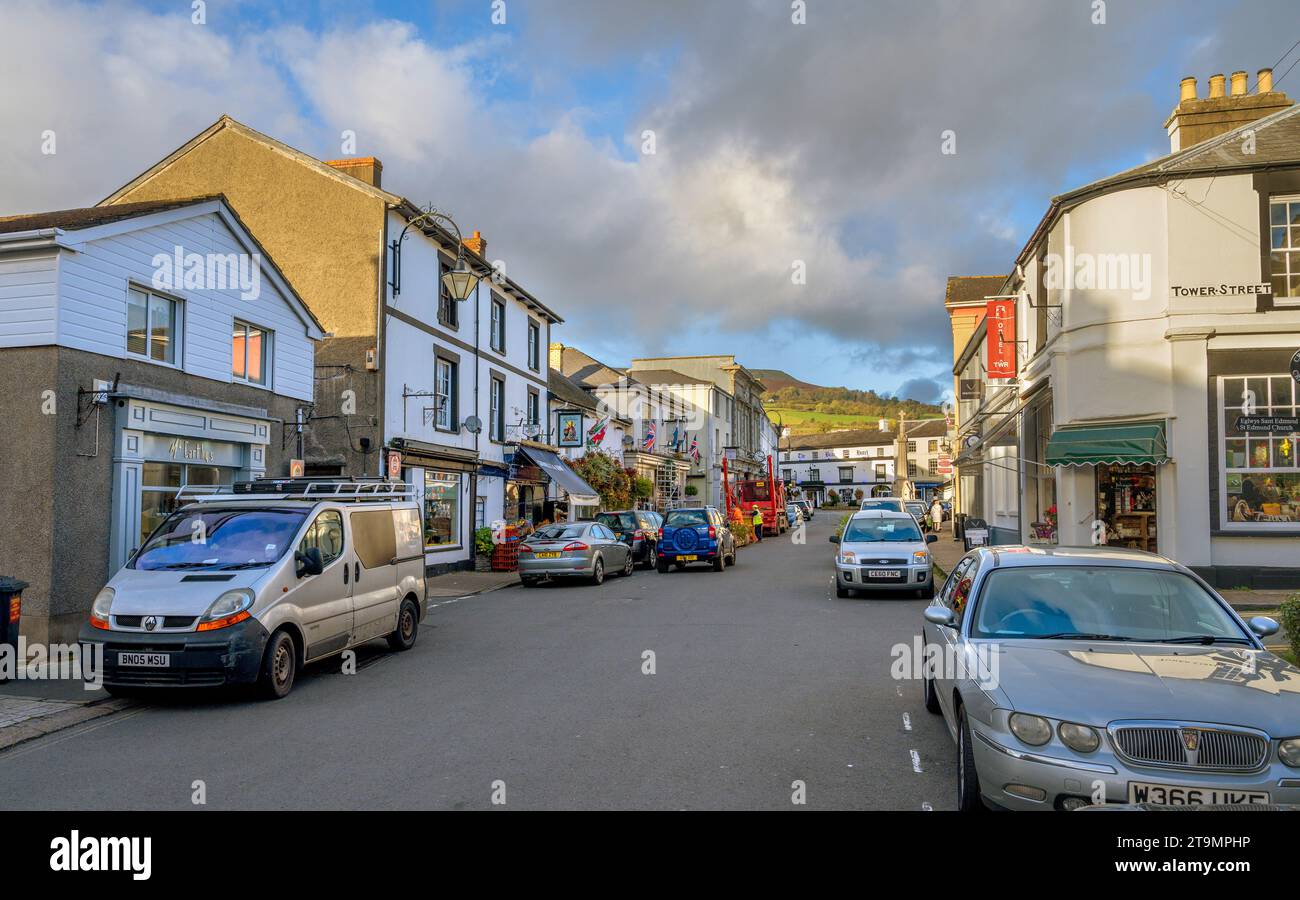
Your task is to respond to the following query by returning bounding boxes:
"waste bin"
[0,576,27,684]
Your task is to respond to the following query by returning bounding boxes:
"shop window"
[424,471,462,548]
[1024,398,1058,544]
[127,288,179,365]
[1221,375,1300,529]
[1097,463,1157,551]
[139,461,239,547]
[232,321,271,386]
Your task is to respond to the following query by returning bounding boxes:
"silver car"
[921,545,1300,811]
[860,497,905,513]
[517,522,634,586]
[830,510,936,599]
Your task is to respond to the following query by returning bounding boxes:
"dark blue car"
[656,506,737,573]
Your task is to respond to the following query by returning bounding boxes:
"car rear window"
[596,512,636,531]
[665,509,709,527]
[533,525,587,540]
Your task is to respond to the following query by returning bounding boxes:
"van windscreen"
[133,508,309,571]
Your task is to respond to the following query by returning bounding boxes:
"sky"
[2,0,1299,402]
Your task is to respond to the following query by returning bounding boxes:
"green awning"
[1045,422,1168,467]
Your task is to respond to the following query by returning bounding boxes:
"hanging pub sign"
[1236,414,1300,434]
[386,450,402,480]
[958,379,981,400]
[556,411,584,447]
[1291,348,1300,384]
[985,298,1017,379]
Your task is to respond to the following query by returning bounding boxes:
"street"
[0,517,954,810]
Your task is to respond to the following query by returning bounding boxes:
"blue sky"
[2,0,1298,401]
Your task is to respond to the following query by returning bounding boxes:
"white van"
[79,479,426,699]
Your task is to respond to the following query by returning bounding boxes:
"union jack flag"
[689,435,700,463]
[642,420,656,451]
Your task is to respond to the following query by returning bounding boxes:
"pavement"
[424,568,521,598]
[0,518,956,810]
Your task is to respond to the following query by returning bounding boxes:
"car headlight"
[840,552,856,564]
[912,551,929,564]
[91,587,114,619]
[1058,722,1101,753]
[1009,713,1053,746]
[1279,738,1300,768]
[197,589,255,631]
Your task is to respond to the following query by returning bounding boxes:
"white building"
[953,70,1300,587]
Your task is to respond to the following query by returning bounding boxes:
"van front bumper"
[79,618,270,688]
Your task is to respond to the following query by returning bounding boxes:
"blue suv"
[657,506,737,573]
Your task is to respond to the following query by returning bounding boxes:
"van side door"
[295,509,354,661]
[348,508,401,643]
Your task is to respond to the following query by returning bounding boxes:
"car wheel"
[957,705,986,812]
[674,562,686,570]
[656,560,669,574]
[918,582,935,600]
[835,583,850,598]
[520,576,540,588]
[922,664,942,714]
[387,597,420,651]
[590,556,605,585]
[258,629,297,700]
[712,552,725,572]
[621,552,635,577]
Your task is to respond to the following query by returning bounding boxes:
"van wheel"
[387,597,419,651]
[258,630,297,700]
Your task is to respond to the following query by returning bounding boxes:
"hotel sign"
[985,299,1017,379]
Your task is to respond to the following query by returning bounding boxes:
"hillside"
[754,369,945,435]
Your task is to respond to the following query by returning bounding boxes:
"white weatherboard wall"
[2,210,316,401]
[0,251,58,347]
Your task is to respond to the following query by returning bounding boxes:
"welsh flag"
[587,416,609,445]
[642,420,657,451]
[689,435,700,463]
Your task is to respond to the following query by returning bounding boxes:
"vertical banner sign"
[387,450,402,480]
[289,458,305,477]
[986,299,1017,379]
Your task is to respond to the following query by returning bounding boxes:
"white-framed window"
[232,320,271,386]
[908,462,918,477]
[1269,195,1300,300]
[809,466,821,482]
[527,321,540,370]
[874,463,887,480]
[490,376,505,441]
[1219,375,1300,530]
[838,466,853,483]
[438,260,459,328]
[527,389,540,427]
[907,440,917,452]
[127,287,180,365]
[435,357,457,431]
[490,298,506,352]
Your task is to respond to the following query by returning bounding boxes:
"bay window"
[1220,374,1300,530]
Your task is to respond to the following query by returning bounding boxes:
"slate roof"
[0,196,222,234]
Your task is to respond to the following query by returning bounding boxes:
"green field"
[767,407,895,433]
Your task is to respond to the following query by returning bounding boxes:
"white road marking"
[909,750,923,773]
[921,802,933,811]
[902,713,912,732]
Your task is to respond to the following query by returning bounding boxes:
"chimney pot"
[1258,68,1274,93]
[1179,76,1197,102]
[1208,73,1226,98]
[1230,70,1248,96]
[462,229,487,257]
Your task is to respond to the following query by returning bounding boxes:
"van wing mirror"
[296,547,324,578]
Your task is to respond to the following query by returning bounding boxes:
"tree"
[568,453,632,509]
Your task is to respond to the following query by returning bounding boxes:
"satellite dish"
[463,415,483,435]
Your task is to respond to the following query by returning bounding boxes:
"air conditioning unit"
[365,348,379,371]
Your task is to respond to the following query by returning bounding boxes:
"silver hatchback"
[831,510,936,598]
[517,522,634,587]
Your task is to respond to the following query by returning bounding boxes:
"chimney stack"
[549,342,564,371]
[1164,68,1293,152]
[324,157,383,188]
[462,229,487,258]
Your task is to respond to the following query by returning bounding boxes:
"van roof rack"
[177,477,415,504]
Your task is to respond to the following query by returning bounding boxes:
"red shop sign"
[986,299,1017,379]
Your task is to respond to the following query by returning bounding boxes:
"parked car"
[921,545,1299,812]
[657,506,736,573]
[904,500,930,531]
[80,479,426,700]
[785,503,804,527]
[860,497,906,513]
[794,500,814,521]
[518,522,634,587]
[596,509,662,569]
[830,510,936,599]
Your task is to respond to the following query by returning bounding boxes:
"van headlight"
[1279,738,1300,768]
[90,587,115,629]
[1058,722,1101,753]
[1009,713,1053,746]
[197,589,255,632]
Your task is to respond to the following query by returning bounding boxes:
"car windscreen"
[970,566,1248,642]
[132,508,308,571]
[665,509,709,527]
[596,513,636,531]
[842,518,921,543]
[905,503,927,517]
[533,525,588,541]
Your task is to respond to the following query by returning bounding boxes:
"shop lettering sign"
[168,439,214,462]
[1170,283,1272,298]
[1235,415,1300,434]
[985,299,1017,379]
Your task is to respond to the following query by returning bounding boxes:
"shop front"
[110,395,270,570]
[389,437,479,573]
[506,444,600,523]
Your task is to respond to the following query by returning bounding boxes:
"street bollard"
[0,576,28,684]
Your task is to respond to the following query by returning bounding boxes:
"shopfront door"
[1096,463,1158,552]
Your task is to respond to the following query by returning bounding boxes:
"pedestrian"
[930,497,944,535]
[752,506,764,542]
